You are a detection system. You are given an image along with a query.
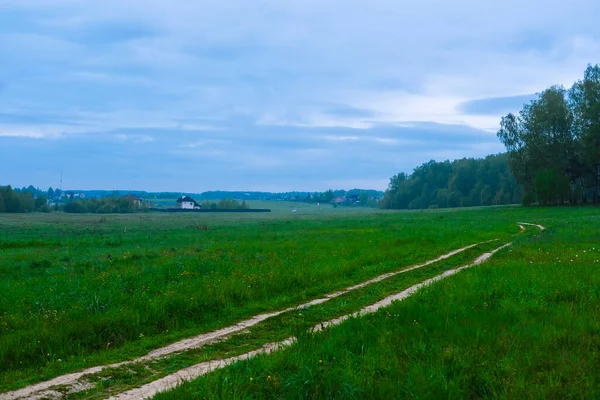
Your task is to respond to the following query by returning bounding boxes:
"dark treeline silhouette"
[497,64,600,205]
[379,153,521,210]
[0,186,39,213]
[199,199,249,210]
[63,197,143,214]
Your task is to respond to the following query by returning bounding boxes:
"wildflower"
[139,333,144,338]
[319,360,323,364]
[250,377,253,381]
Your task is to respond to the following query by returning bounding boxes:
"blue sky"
[1,1,599,192]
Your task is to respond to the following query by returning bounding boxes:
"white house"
[177,195,201,209]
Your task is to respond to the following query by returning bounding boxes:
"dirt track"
[1,223,545,400]
[1,241,493,400]
[112,242,513,399]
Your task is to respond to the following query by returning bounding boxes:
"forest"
[0,186,46,213]
[379,153,521,209]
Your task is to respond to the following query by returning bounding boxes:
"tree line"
[0,186,49,213]
[199,199,249,210]
[63,197,142,214]
[497,64,600,205]
[379,153,521,210]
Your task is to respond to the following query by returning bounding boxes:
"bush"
[64,202,88,213]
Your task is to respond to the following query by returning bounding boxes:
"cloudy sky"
[1,0,599,192]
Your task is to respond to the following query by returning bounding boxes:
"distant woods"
[379,154,521,210]
[0,185,251,214]
[496,64,600,205]
[63,197,142,214]
[0,186,40,213]
[199,199,249,210]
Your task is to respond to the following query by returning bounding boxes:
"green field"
[1,206,598,399]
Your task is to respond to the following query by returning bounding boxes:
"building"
[177,195,201,209]
[332,196,345,205]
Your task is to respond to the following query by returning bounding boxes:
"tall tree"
[569,64,600,201]
[498,86,575,204]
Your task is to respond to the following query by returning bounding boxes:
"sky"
[1,0,599,192]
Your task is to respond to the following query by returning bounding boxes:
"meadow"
[1,204,595,399]
[154,207,600,400]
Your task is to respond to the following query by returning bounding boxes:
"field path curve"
[0,240,496,400]
[518,222,546,231]
[112,242,513,400]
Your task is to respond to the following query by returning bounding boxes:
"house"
[177,195,201,209]
[63,191,85,199]
[332,196,345,205]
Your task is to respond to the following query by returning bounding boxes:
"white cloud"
[113,134,155,143]
[323,135,361,141]
[0,124,77,138]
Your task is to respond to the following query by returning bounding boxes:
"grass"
[0,207,519,392]
[154,207,600,399]
[63,241,507,399]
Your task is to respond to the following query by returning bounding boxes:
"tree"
[0,185,35,213]
[435,189,450,208]
[34,195,48,210]
[359,191,370,206]
[47,187,55,199]
[320,189,334,202]
[64,202,88,213]
[480,185,493,206]
[498,86,575,202]
[569,64,600,201]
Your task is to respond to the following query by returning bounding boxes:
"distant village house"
[177,195,201,210]
[332,196,345,205]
